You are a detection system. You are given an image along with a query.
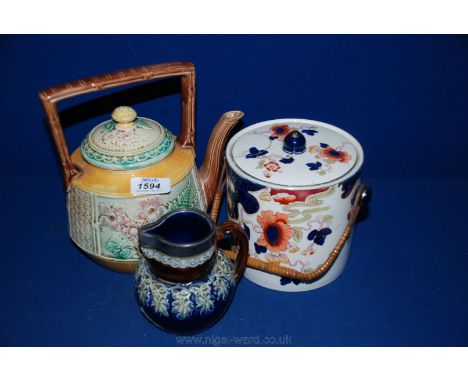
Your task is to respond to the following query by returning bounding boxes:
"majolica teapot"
[39,62,243,272]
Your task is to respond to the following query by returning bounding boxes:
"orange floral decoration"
[319,146,351,163]
[270,124,292,138]
[264,161,281,172]
[256,210,293,252]
[272,193,297,205]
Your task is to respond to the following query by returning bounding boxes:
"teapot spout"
[199,111,244,210]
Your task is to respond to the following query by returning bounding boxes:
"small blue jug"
[135,208,249,334]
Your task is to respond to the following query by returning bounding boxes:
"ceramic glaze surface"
[226,168,360,291]
[70,144,195,197]
[135,252,236,334]
[226,118,364,292]
[81,107,175,171]
[40,63,246,274]
[230,119,359,186]
[67,166,206,262]
[135,209,248,334]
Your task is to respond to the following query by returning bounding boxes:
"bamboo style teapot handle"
[38,62,196,191]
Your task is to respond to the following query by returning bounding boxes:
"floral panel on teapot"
[68,168,205,261]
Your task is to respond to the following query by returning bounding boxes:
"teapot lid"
[80,106,175,170]
[227,118,363,188]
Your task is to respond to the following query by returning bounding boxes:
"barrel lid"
[227,118,362,188]
[80,106,175,171]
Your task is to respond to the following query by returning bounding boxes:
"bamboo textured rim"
[39,62,196,192]
[211,175,369,281]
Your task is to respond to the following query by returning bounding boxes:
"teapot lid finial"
[112,106,137,132]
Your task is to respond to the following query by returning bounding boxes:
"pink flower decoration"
[99,204,128,231]
[121,221,139,241]
[137,197,163,221]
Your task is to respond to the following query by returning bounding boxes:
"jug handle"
[216,221,250,282]
[38,62,196,192]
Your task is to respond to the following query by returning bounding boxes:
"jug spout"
[199,111,244,210]
[139,209,216,257]
[138,208,218,283]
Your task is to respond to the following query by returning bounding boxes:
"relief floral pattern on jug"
[136,251,236,320]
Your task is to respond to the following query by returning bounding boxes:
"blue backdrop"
[0,35,467,346]
[2,35,468,178]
